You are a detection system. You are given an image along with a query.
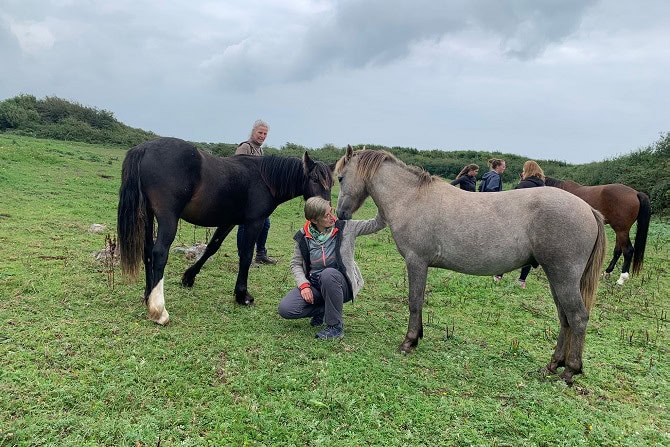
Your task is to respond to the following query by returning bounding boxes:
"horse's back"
[131,138,205,219]
[573,183,640,228]
[395,185,599,275]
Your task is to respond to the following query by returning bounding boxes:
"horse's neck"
[561,180,583,192]
[367,163,425,223]
[261,157,304,203]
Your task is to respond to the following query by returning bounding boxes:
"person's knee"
[319,268,342,284]
[278,300,291,319]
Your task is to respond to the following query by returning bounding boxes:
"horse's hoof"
[542,362,559,375]
[559,371,575,386]
[616,272,629,285]
[235,293,255,305]
[149,308,170,326]
[398,340,416,354]
[181,275,195,288]
[541,366,557,377]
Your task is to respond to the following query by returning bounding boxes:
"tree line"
[1,94,667,214]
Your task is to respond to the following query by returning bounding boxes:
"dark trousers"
[237,217,271,258]
[278,268,352,328]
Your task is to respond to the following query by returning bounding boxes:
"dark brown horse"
[118,137,333,324]
[545,177,651,284]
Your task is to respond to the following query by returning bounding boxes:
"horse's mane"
[260,155,332,198]
[337,150,435,189]
[544,176,563,187]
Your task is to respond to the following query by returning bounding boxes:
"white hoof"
[147,279,169,324]
[150,308,170,325]
[616,272,629,285]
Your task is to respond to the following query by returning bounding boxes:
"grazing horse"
[335,147,606,383]
[545,177,651,285]
[118,137,333,324]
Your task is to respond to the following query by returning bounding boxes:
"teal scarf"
[309,223,334,244]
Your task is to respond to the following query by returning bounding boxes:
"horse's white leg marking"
[147,279,170,325]
[616,272,629,285]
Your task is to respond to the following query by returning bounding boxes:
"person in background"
[278,197,385,340]
[478,158,508,280]
[478,158,506,192]
[512,160,546,288]
[450,164,479,192]
[236,119,277,265]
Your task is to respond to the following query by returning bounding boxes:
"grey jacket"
[290,214,386,298]
[235,139,263,156]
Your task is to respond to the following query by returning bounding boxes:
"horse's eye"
[337,176,344,183]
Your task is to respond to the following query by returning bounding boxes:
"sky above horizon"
[1,0,668,164]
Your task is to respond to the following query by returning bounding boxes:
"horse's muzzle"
[337,210,352,220]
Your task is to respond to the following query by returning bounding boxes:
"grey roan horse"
[335,147,606,383]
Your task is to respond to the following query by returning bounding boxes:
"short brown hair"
[304,197,331,221]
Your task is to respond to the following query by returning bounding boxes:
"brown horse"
[545,177,651,285]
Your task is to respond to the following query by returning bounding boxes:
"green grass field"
[0,135,668,446]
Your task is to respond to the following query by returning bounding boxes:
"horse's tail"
[631,192,651,276]
[581,209,607,314]
[117,146,148,281]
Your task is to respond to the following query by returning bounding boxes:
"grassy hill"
[2,94,668,214]
[0,134,668,445]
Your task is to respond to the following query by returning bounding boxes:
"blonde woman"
[513,160,546,287]
[278,197,385,340]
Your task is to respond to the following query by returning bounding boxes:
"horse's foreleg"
[182,224,235,287]
[400,259,428,354]
[146,217,178,325]
[234,221,263,305]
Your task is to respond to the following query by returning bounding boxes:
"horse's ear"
[303,151,316,173]
[345,144,354,161]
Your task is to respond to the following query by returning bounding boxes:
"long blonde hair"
[522,160,545,180]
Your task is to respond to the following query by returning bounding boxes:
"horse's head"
[302,151,334,202]
[335,145,369,220]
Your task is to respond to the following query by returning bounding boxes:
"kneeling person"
[278,197,385,340]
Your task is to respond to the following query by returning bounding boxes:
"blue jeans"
[237,217,271,257]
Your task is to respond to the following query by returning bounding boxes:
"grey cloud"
[209,0,599,90]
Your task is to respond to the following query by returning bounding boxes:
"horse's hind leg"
[604,234,624,276]
[544,283,569,374]
[146,216,179,325]
[544,278,589,384]
[400,258,428,353]
[143,208,155,299]
[617,232,634,285]
[182,224,235,287]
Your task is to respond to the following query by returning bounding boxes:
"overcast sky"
[1,1,668,163]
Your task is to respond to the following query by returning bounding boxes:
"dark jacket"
[478,170,503,192]
[290,215,385,299]
[450,175,477,192]
[515,176,545,189]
